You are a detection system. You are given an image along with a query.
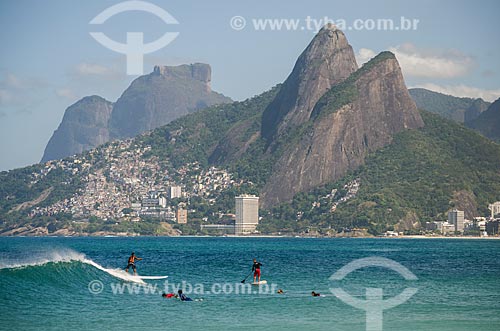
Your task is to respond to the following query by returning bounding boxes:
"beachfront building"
[176,208,188,224]
[441,222,456,235]
[201,224,235,234]
[448,209,465,233]
[488,202,500,218]
[486,220,499,235]
[235,195,259,235]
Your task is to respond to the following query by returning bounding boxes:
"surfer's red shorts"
[254,269,261,277]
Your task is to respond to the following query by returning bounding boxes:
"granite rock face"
[261,25,358,141]
[468,98,500,141]
[41,96,113,162]
[261,52,424,207]
[109,63,231,139]
[42,64,231,162]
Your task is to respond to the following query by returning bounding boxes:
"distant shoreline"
[1,234,499,239]
[393,235,500,240]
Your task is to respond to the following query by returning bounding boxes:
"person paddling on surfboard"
[125,252,142,275]
[252,258,262,283]
[177,290,193,301]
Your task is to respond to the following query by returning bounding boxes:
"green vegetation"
[259,111,500,234]
[409,88,490,123]
[1,58,499,237]
[140,85,280,168]
[0,163,85,230]
[468,99,500,142]
[312,51,395,121]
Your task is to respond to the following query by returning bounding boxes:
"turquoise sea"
[1,237,499,331]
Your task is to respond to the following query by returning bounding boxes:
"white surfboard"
[133,275,168,280]
[83,259,167,284]
[251,280,267,285]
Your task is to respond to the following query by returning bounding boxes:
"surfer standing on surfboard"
[252,258,262,283]
[125,252,142,275]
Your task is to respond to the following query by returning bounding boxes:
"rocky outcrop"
[409,88,490,123]
[464,98,490,123]
[42,64,232,162]
[467,98,500,141]
[109,63,231,139]
[41,96,113,162]
[261,24,358,141]
[261,52,424,207]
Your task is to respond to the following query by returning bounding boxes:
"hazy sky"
[1,0,499,171]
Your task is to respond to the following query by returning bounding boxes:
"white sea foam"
[0,248,86,269]
[0,248,165,284]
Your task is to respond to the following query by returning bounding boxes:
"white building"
[448,209,465,233]
[158,196,167,208]
[235,195,259,234]
[488,202,500,218]
[441,222,456,234]
[168,186,182,199]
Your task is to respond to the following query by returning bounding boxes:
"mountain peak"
[109,63,231,139]
[261,51,423,207]
[41,96,114,162]
[153,63,211,84]
[261,27,358,141]
[42,63,231,162]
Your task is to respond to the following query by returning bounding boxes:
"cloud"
[391,44,474,78]
[0,89,12,105]
[0,73,47,90]
[356,48,377,66]
[55,88,76,100]
[413,83,500,102]
[357,44,474,79]
[482,70,496,78]
[5,73,23,88]
[75,63,113,76]
[0,73,51,114]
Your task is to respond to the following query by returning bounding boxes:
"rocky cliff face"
[409,88,490,123]
[261,52,424,207]
[464,98,490,123]
[261,24,358,141]
[468,98,500,141]
[109,63,231,139]
[42,64,232,162]
[41,96,113,162]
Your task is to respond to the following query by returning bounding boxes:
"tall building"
[488,202,500,218]
[168,186,182,199]
[448,209,465,232]
[158,196,167,208]
[235,195,259,234]
[176,208,187,224]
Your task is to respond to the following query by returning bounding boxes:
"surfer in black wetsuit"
[177,290,192,301]
[125,252,142,275]
[252,259,262,283]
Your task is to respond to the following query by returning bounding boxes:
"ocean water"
[0,237,499,331]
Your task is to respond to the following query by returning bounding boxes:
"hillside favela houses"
[18,143,499,238]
